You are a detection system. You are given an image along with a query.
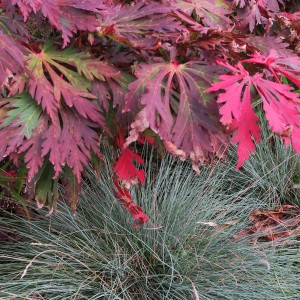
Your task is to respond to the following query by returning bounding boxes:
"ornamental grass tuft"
[0,147,299,299]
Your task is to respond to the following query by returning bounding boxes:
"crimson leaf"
[113,147,145,189]
[206,59,300,167]
[244,50,300,88]
[113,178,148,228]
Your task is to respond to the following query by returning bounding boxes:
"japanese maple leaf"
[41,119,61,179]
[245,36,293,57]
[46,5,104,47]
[41,109,102,182]
[0,93,42,161]
[125,59,227,173]
[235,0,283,32]
[4,0,42,20]
[0,122,24,160]
[90,74,127,123]
[113,148,145,189]
[0,91,105,183]
[206,59,300,167]
[252,76,300,152]
[231,85,261,167]
[277,11,300,34]
[206,61,261,167]
[0,12,29,41]
[60,110,102,182]
[63,0,109,13]
[19,114,48,181]
[24,41,116,129]
[4,0,109,47]
[0,33,26,86]
[257,0,282,12]
[244,50,300,88]
[235,1,264,32]
[18,105,103,184]
[100,2,180,47]
[113,178,148,228]
[174,0,233,30]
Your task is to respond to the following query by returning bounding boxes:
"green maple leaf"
[26,41,118,124]
[1,93,42,139]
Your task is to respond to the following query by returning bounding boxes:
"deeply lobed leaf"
[125,59,227,172]
[206,55,300,167]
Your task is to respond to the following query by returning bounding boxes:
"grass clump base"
[0,148,299,300]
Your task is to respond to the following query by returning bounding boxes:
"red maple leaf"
[113,148,145,189]
[234,0,282,32]
[113,178,148,228]
[244,50,300,88]
[206,57,300,167]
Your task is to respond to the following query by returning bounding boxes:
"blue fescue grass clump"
[219,120,300,207]
[0,147,299,300]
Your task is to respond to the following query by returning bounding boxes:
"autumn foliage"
[233,205,300,243]
[0,0,299,222]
